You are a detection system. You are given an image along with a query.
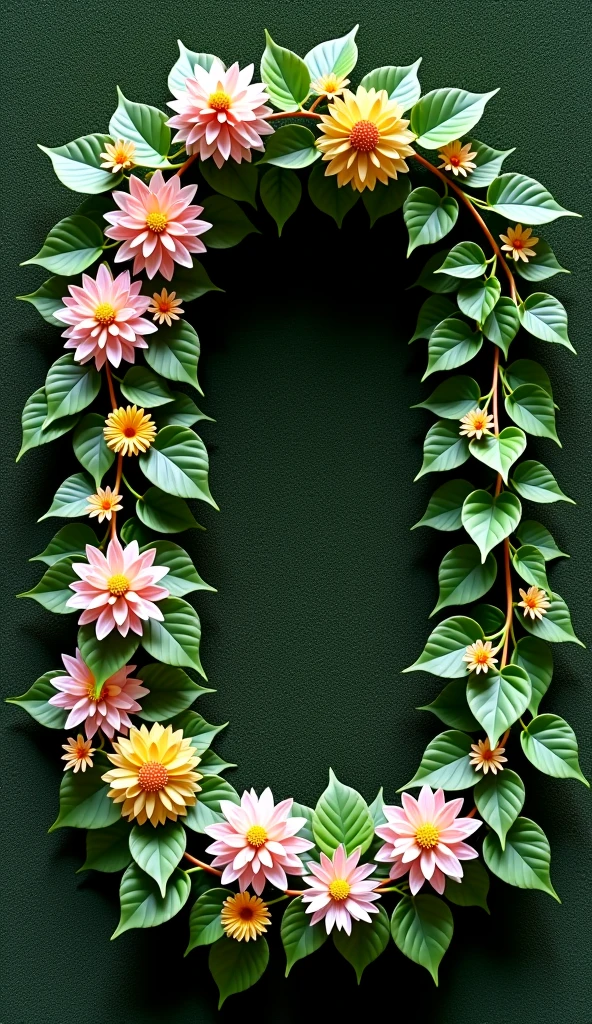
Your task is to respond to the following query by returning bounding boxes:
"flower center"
[473,416,486,430]
[481,748,493,760]
[476,650,490,663]
[415,823,440,849]
[123,426,137,437]
[94,301,116,325]
[328,878,351,901]
[137,761,169,792]
[513,238,523,249]
[107,573,130,597]
[349,119,380,153]
[246,825,268,848]
[239,906,254,921]
[146,211,168,233]
[101,498,113,510]
[209,90,232,112]
[450,154,461,166]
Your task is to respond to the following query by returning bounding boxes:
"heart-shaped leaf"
[260,30,310,110]
[512,545,550,591]
[136,664,211,721]
[505,359,554,399]
[391,895,453,983]
[400,730,476,790]
[462,489,522,561]
[474,769,525,848]
[120,367,175,408]
[259,124,319,169]
[518,293,574,352]
[360,59,422,111]
[410,295,459,342]
[305,25,359,80]
[444,859,490,911]
[511,636,553,716]
[78,624,139,689]
[108,88,172,168]
[137,487,203,534]
[39,133,122,193]
[129,822,186,896]
[201,194,259,247]
[424,319,483,379]
[281,897,328,976]
[21,215,104,276]
[435,241,487,278]
[411,250,461,293]
[6,670,65,729]
[144,319,202,391]
[260,167,301,236]
[463,139,515,188]
[167,42,219,95]
[521,714,588,785]
[483,817,559,900]
[73,413,115,486]
[457,276,501,323]
[139,425,216,505]
[312,769,374,856]
[49,752,120,831]
[142,539,214,597]
[469,427,526,484]
[171,710,227,755]
[112,864,191,938]
[404,615,484,678]
[514,240,569,282]
[209,935,269,1008]
[467,664,531,746]
[184,774,240,832]
[19,555,78,614]
[186,887,233,952]
[404,187,458,255]
[141,596,205,675]
[506,384,560,443]
[39,471,96,520]
[515,520,567,561]
[487,173,579,224]
[415,420,470,479]
[432,543,497,615]
[414,376,480,418]
[418,677,479,732]
[308,161,360,227]
[80,819,132,873]
[483,296,520,357]
[333,905,390,982]
[199,159,258,207]
[44,354,101,425]
[518,591,584,646]
[410,87,498,149]
[412,479,474,531]
[471,603,506,634]
[511,461,574,504]
[154,391,211,429]
[362,176,411,226]
[16,276,72,325]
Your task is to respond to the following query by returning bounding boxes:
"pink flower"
[49,649,148,740]
[104,171,211,280]
[204,787,314,895]
[53,264,157,370]
[167,59,273,168]
[66,535,169,640]
[375,785,481,895]
[301,844,381,935]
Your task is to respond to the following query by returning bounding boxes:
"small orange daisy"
[459,408,495,440]
[517,586,551,620]
[470,737,508,775]
[463,639,498,674]
[62,734,95,772]
[438,140,477,177]
[147,288,184,327]
[500,224,539,263]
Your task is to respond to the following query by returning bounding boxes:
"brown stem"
[175,152,198,178]
[105,362,118,412]
[182,852,307,896]
[308,95,324,113]
[267,110,322,121]
[110,454,123,540]
[500,538,513,668]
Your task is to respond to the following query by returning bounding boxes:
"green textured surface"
[2,1,591,1021]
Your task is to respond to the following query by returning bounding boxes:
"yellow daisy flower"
[220,892,271,942]
[103,405,157,457]
[102,722,202,827]
[100,139,136,173]
[62,734,95,773]
[316,85,415,192]
[85,485,123,523]
[438,140,477,177]
[459,408,495,440]
[470,737,508,775]
[309,72,350,99]
[147,288,184,327]
[500,224,539,263]
[518,586,551,620]
[463,639,498,674]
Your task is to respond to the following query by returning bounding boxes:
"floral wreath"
[10,26,588,1006]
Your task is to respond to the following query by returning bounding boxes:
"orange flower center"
[123,426,137,438]
[349,119,380,153]
[513,239,523,249]
[246,825,267,848]
[472,415,486,430]
[481,748,493,761]
[94,302,116,325]
[138,761,169,792]
[101,498,113,510]
[328,878,351,901]
[415,823,440,849]
[524,594,538,607]
[476,650,490,664]
[209,90,232,112]
[239,906,255,921]
[107,573,130,597]
[146,211,168,233]
[449,154,461,166]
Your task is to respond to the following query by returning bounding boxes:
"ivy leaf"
[471,603,505,634]
[483,817,559,900]
[432,544,497,616]
[435,242,487,279]
[308,161,360,226]
[39,471,96,520]
[259,124,319,169]
[487,173,580,224]
[414,420,470,479]
[201,194,259,247]
[474,769,525,849]
[518,293,574,353]
[444,859,490,911]
[73,413,115,486]
[462,489,522,562]
[137,487,204,534]
[199,750,237,776]
[78,624,139,689]
[19,555,77,614]
[21,215,104,276]
[505,358,554,399]
[139,425,216,505]
[155,391,212,429]
[199,159,258,207]
[17,387,79,461]
[467,664,531,747]
[136,664,211,721]
[410,297,459,343]
[424,319,483,379]
[142,596,205,675]
[511,460,574,504]
[281,898,328,976]
[120,517,154,547]
[519,591,584,647]
[400,730,476,790]
[404,616,483,678]
[142,539,214,597]
[512,544,550,591]
[418,677,479,732]
[360,59,422,111]
[209,935,269,1008]
[6,670,66,729]
[39,133,122,193]
[312,769,374,856]
[144,319,202,392]
[129,822,186,896]
[186,888,233,952]
[515,520,568,561]
[413,376,480,418]
[411,250,460,293]
[362,177,411,227]
[120,367,175,408]
[457,276,501,323]
[260,30,310,111]
[44,354,101,425]
[506,385,560,444]
[80,819,132,873]
[463,139,515,188]
[391,895,453,984]
[469,427,526,484]
[514,240,569,282]
[333,905,390,983]
[49,752,120,831]
[108,88,172,168]
[170,710,227,756]
[16,276,72,326]
[168,42,218,96]
[411,87,498,149]
[521,714,589,786]
[305,25,359,80]
[260,167,301,236]
[511,636,553,716]
[483,296,520,357]
[184,774,240,832]
[112,864,191,938]
[403,187,458,255]
[412,479,474,532]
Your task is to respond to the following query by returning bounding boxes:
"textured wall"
[2,1,591,1021]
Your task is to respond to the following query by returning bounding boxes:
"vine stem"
[110,454,123,540]
[105,362,118,412]
[182,852,305,897]
[267,110,322,121]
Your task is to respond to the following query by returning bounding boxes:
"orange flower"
[100,139,136,173]
[438,140,477,177]
[470,738,508,775]
[85,485,123,523]
[61,734,95,772]
[221,892,271,942]
[147,288,184,327]
[459,408,495,440]
[518,586,550,620]
[463,639,498,674]
[500,224,539,262]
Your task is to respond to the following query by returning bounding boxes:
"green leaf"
[201,194,259,247]
[415,420,470,479]
[414,376,480,418]
[198,750,236,776]
[403,187,458,255]
[154,260,222,300]
[412,479,474,531]
[483,816,559,900]
[136,664,211,721]
[467,664,531,747]
[112,864,191,937]
[209,935,269,1008]
[487,173,580,224]
[391,895,453,984]
[463,139,515,189]
[170,710,227,755]
[16,276,73,326]
[168,42,218,95]
[435,242,487,279]
[474,769,525,849]
[411,87,498,149]
[290,801,318,866]
[139,424,216,505]
[6,670,65,728]
[514,239,569,282]
[142,596,205,675]
[49,753,120,831]
[362,177,411,227]
[186,887,232,952]
[137,487,203,533]
[44,354,101,426]
[404,616,484,678]
[469,427,526,484]
[72,413,115,486]
[108,88,171,168]
[120,517,154,547]
[519,591,584,646]
[505,359,554,399]
[260,167,301,235]
[400,730,476,790]
[281,898,328,976]
[512,545,550,591]
[144,319,202,392]
[305,25,359,80]
[259,124,319,169]
[129,822,186,896]
[308,161,360,226]
[199,159,258,207]
[142,539,214,597]
[462,489,522,562]
[444,859,490,911]
[154,391,212,429]
[21,215,104,275]
[312,769,374,856]
[120,367,174,408]
[360,59,422,111]
[521,714,589,786]
[78,623,139,689]
[518,293,574,353]
[411,297,460,343]
[260,30,310,111]
[511,460,574,504]
[432,544,497,615]
[511,635,553,716]
[483,296,520,357]
[75,194,113,226]
[19,555,77,614]
[418,677,479,732]
[424,319,483,379]
[515,520,567,561]
[39,133,122,193]
[333,905,390,983]
[184,774,240,832]
[39,471,96,520]
[17,387,79,461]
[80,819,132,873]
[457,276,501,323]
[411,250,460,293]
[471,603,506,634]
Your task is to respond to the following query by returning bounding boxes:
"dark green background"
[2,1,590,1021]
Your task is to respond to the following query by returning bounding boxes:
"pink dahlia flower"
[374,785,481,895]
[53,264,157,370]
[204,787,314,895]
[301,844,381,935]
[167,59,273,168]
[104,171,211,280]
[48,649,148,740]
[66,535,169,640]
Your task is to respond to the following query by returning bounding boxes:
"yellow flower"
[518,586,551,620]
[102,722,202,827]
[309,72,350,98]
[62,734,95,773]
[500,224,539,263]
[103,405,157,457]
[470,737,508,775]
[220,892,271,942]
[147,288,184,327]
[463,639,498,674]
[438,140,477,177]
[316,86,415,192]
[100,139,136,173]
[85,485,123,523]
[459,408,495,440]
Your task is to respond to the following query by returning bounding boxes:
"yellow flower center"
[137,760,169,792]
[246,825,268,848]
[472,415,486,430]
[101,498,113,510]
[349,119,380,153]
[209,90,232,112]
[415,823,440,849]
[328,878,351,901]
[107,573,130,597]
[476,649,490,664]
[146,211,168,233]
[94,302,116,325]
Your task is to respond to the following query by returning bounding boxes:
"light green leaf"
[17,387,79,461]
[201,194,259,247]
[209,935,269,1008]
[168,42,219,96]
[360,59,422,111]
[78,623,139,690]
[112,864,191,937]
[120,367,174,408]
[80,819,132,873]
[444,860,490,912]
[186,887,233,952]
[260,30,310,111]
[144,319,202,391]
[137,487,203,534]
[260,167,301,235]
[462,489,522,562]
[424,319,483,379]
[464,139,515,189]
[281,898,328,976]
[412,479,474,531]
[511,460,574,504]
[515,520,567,561]
[519,591,584,646]
[259,124,319,169]
[170,710,227,756]
[514,240,569,282]
[518,293,574,352]
[512,545,550,591]
[139,424,215,505]
[411,87,498,149]
[129,822,186,896]
[411,250,460,293]
[418,677,479,732]
[432,544,497,615]
[44,354,101,425]
[199,159,258,207]
[136,664,211,722]
[21,215,104,275]
[391,895,453,984]
[414,376,480,418]
[404,616,484,679]
[142,596,205,675]
[153,259,222,300]
[308,161,360,226]
[487,173,579,224]
[511,635,553,716]
[474,769,525,849]
[142,539,214,597]
[471,603,506,634]
[362,177,411,227]
[505,359,554,399]
[16,276,73,326]
[108,88,171,168]
[483,816,559,900]
[6,670,66,729]
[312,769,374,856]
[400,730,476,790]
[39,133,122,193]
[19,555,77,614]
[435,242,487,279]
[198,750,236,776]
[521,714,588,786]
[49,753,120,831]
[184,774,240,832]
[154,391,212,429]
[467,664,531,747]
[403,187,458,255]
[483,296,520,357]
[333,905,390,983]
[306,26,358,80]
[469,427,526,484]
[39,471,96,520]
[72,413,115,486]
[415,420,470,479]
[457,276,501,323]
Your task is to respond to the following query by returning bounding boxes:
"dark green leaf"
[391,894,453,984]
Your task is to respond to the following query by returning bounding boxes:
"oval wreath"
[10,25,588,1006]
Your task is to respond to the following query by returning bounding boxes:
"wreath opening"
[10,26,588,1006]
